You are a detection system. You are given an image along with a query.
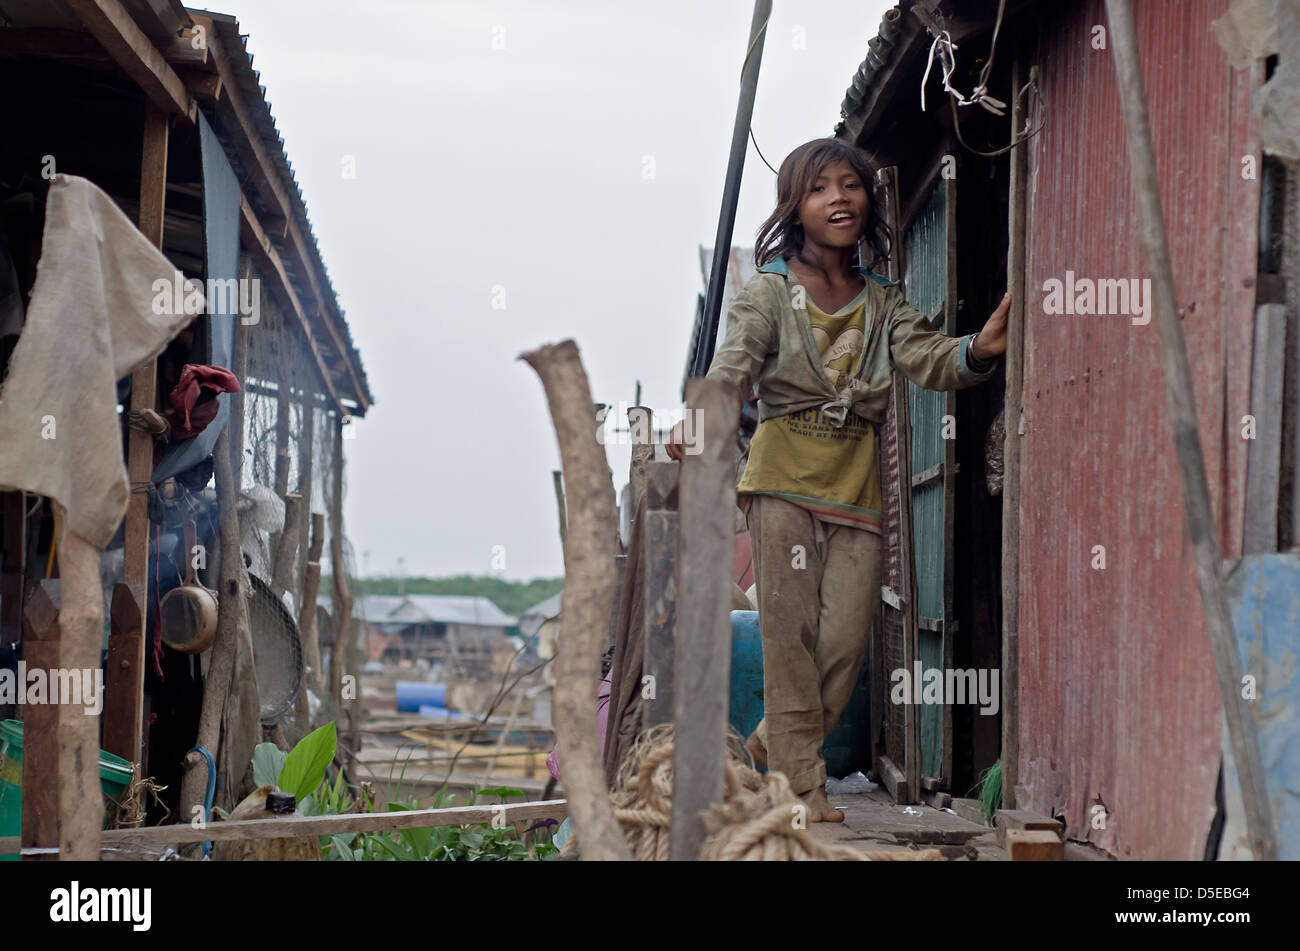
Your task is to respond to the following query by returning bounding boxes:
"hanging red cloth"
[165,363,241,439]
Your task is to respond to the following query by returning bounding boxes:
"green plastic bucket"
[0,718,133,861]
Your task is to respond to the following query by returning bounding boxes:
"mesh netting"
[234,254,356,679]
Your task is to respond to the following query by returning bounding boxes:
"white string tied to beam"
[920,29,1007,117]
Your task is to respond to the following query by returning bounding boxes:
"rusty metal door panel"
[1017,0,1259,859]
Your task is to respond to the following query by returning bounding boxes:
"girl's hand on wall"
[665,420,687,461]
[972,292,1011,360]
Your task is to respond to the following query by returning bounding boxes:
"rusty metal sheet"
[1017,0,1259,859]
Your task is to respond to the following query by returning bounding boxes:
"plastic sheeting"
[1212,0,1300,159]
[1218,553,1300,859]
[152,110,241,483]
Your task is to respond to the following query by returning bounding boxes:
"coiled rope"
[562,724,942,861]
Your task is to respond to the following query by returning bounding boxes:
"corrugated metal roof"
[392,595,516,628]
[189,8,374,413]
[321,593,515,629]
[518,591,562,639]
[353,595,407,622]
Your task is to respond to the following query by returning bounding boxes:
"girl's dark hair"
[754,137,893,275]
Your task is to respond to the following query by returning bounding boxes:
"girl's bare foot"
[745,732,767,768]
[798,786,845,822]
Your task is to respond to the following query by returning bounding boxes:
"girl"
[668,138,1009,821]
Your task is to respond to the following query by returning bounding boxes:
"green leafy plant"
[252,742,286,788]
[977,758,1003,824]
[279,722,337,805]
[250,724,555,860]
[321,780,555,861]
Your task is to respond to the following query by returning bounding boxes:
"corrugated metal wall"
[904,182,950,778]
[1018,0,1259,858]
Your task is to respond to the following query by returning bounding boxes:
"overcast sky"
[233,0,894,581]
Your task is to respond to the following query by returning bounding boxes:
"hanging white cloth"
[0,174,194,548]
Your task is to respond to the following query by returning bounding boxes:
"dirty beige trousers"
[746,494,882,795]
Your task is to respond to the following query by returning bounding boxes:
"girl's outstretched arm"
[971,292,1012,362]
[887,284,1003,391]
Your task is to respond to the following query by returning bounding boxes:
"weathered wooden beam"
[521,341,631,861]
[168,25,209,67]
[670,378,741,860]
[105,100,168,769]
[177,67,221,102]
[881,163,922,804]
[101,584,144,761]
[20,583,61,861]
[1244,303,1287,553]
[63,0,194,119]
[0,800,570,854]
[177,429,249,834]
[552,470,567,557]
[295,388,317,594]
[271,494,302,602]
[329,417,358,761]
[641,504,678,730]
[1001,54,1029,812]
[877,754,909,805]
[299,512,326,696]
[54,515,103,861]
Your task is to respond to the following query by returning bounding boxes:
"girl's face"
[794,158,869,252]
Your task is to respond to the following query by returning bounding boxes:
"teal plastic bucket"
[729,610,871,779]
[0,718,133,861]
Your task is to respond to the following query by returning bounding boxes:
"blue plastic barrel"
[396,681,447,713]
[729,610,871,778]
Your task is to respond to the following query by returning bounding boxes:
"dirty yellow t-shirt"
[737,288,883,533]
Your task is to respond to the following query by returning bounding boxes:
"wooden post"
[552,470,567,558]
[881,164,921,803]
[670,378,741,860]
[108,99,168,767]
[627,406,654,524]
[1243,304,1287,553]
[54,513,103,860]
[273,358,292,500]
[271,493,302,601]
[329,416,356,755]
[296,391,316,592]
[102,584,144,764]
[178,429,251,833]
[230,255,252,473]
[640,463,679,729]
[20,583,60,860]
[300,512,326,694]
[1106,0,1276,860]
[1000,55,1029,811]
[520,340,632,861]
